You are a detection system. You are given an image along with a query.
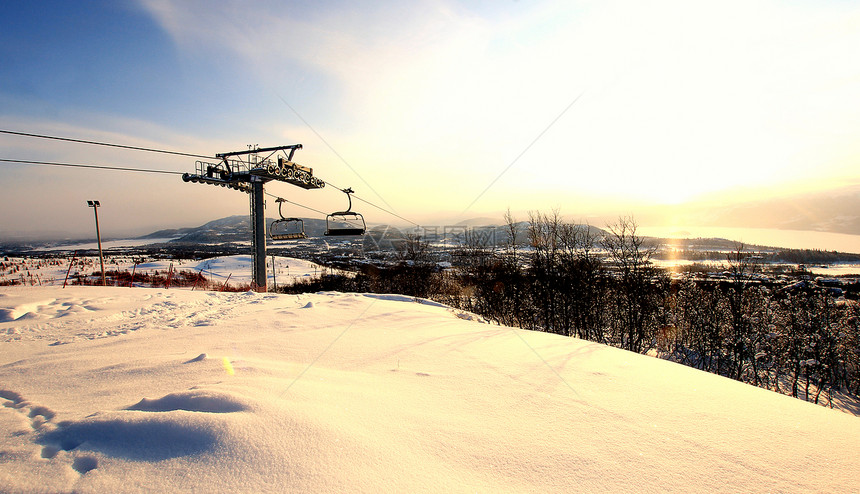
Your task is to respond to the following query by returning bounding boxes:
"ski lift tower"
[181,144,325,291]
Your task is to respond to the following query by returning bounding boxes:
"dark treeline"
[283,211,860,409]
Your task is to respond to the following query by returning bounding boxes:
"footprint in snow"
[0,389,55,430]
[3,386,247,476]
[38,415,218,461]
[0,390,90,471]
[37,390,246,463]
[72,456,98,474]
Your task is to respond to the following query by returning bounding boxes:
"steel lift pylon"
[182,144,324,291]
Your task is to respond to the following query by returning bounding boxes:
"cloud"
[72,1,860,219]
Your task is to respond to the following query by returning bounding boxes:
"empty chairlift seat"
[325,187,366,236]
[269,198,307,240]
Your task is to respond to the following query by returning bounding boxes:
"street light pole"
[87,200,106,286]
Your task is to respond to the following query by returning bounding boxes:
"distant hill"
[129,216,619,250]
[3,213,857,258]
[454,217,502,227]
[142,215,332,244]
[678,185,860,235]
[139,216,542,247]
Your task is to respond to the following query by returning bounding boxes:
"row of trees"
[286,211,860,408]
[669,276,858,402]
[452,212,667,353]
[446,212,860,406]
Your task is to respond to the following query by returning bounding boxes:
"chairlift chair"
[325,187,366,236]
[269,198,306,240]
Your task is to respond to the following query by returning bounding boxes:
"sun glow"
[4,1,860,236]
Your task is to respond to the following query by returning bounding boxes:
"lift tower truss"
[182,144,324,291]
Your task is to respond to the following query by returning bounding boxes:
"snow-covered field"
[1,255,324,289]
[1,285,858,493]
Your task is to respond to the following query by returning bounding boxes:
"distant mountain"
[137,226,203,239]
[454,217,502,227]
[150,215,330,244]
[121,185,860,250]
[133,216,612,249]
[679,185,860,235]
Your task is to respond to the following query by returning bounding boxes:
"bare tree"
[397,233,429,264]
[722,244,766,381]
[528,209,565,334]
[602,216,663,353]
[504,208,522,265]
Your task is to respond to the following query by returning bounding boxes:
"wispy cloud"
[87,1,860,216]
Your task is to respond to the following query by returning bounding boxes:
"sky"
[2,0,860,239]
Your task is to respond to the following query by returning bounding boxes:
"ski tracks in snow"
[0,289,282,343]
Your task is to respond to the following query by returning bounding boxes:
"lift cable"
[322,179,420,228]
[2,157,336,219]
[1,127,421,227]
[0,129,212,159]
[0,158,184,175]
[263,190,328,217]
[274,96,397,213]
[1,157,382,223]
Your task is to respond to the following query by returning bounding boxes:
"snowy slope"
[1,286,858,493]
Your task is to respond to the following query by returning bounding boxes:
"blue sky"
[0,1,281,134]
[2,0,860,239]
[3,2,179,121]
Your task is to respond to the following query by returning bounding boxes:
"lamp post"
[86,200,106,286]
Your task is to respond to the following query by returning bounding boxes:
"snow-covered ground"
[1,255,324,289]
[1,286,858,492]
[179,255,324,287]
[805,263,860,276]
